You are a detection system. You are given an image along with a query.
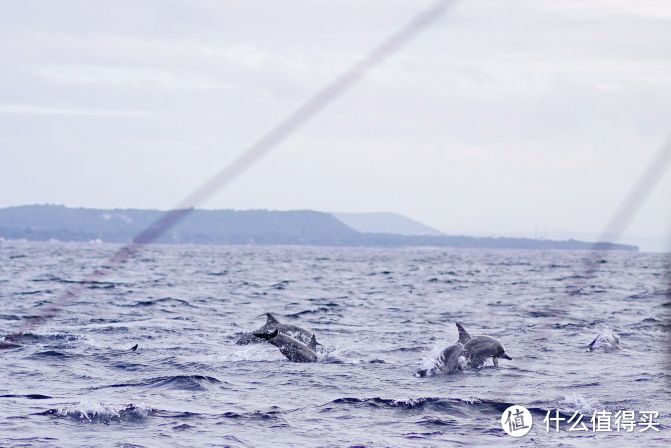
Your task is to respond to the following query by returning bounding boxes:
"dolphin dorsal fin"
[308,334,318,351]
[266,313,279,324]
[456,322,472,344]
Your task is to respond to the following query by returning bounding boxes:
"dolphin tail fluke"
[455,322,472,344]
[253,329,279,341]
[266,313,279,324]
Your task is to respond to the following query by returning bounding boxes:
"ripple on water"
[94,375,223,391]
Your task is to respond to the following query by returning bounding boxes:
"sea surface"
[0,241,669,447]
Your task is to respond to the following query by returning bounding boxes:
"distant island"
[332,212,444,236]
[0,205,637,251]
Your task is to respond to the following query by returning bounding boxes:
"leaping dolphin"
[253,329,318,363]
[457,322,512,367]
[236,313,319,347]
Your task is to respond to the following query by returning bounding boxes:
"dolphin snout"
[500,353,512,360]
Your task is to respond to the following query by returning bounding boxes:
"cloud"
[0,0,670,250]
[0,103,152,117]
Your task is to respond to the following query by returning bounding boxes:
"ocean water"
[0,241,669,447]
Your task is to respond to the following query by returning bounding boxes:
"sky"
[1,0,670,251]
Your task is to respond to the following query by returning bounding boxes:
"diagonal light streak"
[8,0,457,337]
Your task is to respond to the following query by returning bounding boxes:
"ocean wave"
[95,375,222,391]
[415,415,459,427]
[220,409,284,421]
[0,394,52,400]
[627,288,670,300]
[120,297,193,308]
[32,276,124,289]
[2,332,82,345]
[270,280,292,290]
[632,317,668,330]
[321,397,553,416]
[29,350,79,360]
[39,401,154,424]
[10,289,53,296]
[286,307,333,317]
[148,375,222,391]
[403,431,445,439]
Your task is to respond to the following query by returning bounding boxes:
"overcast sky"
[1,0,670,251]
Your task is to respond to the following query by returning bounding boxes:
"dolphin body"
[236,313,318,346]
[457,323,512,367]
[253,329,319,363]
[416,342,465,377]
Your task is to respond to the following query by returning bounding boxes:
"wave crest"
[40,401,153,423]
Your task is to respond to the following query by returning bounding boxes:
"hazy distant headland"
[332,212,444,236]
[0,205,637,251]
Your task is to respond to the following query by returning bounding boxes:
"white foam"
[313,338,366,364]
[559,393,601,414]
[54,400,151,423]
[221,344,285,362]
[418,339,450,373]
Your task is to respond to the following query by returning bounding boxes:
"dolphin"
[253,329,318,363]
[587,330,620,352]
[236,313,318,346]
[416,342,465,377]
[457,322,512,367]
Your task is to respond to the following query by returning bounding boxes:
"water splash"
[41,401,153,424]
[587,328,621,352]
